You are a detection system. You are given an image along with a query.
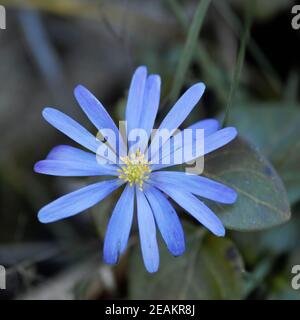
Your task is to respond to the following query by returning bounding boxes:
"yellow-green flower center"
[118,149,151,190]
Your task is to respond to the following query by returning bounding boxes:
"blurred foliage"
[129,225,245,299]
[230,104,300,204]
[0,0,300,300]
[168,0,211,102]
[204,137,290,230]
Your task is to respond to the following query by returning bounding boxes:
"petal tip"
[42,107,51,117]
[148,74,161,85]
[229,190,238,204]
[144,254,159,273]
[42,107,58,120]
[193,82,206,93]
[33,161,42,173]
[37,210,50,224]
[146,265,159,273]
[222,187,238,204]
[172,245,186,257]
[74,84,90,98]
[216,226,226,237]
[228,126,238,138]
[187,82,206,101]
[136,65,147,73]
[74,84,84,94]
[103,254,118,266]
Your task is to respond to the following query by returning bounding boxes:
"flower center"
[118,149,151,190]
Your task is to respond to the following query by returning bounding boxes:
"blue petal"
[74,85,126,155]
[150,118,219,166]
[138,75,161,152]
[34,160,119,177]
[126,66,147,142]
[46,145,97,163]
[150,171,237,204]
[149,83,205,157]
[42,108,117,163]
[43,145,119,175]
[136,188,159,273]
[204,127,237,154]
[151,182,225,237]
[158,83,206,132]
[103,185,135,264]
[187,118,219,136]
[43,107,100,153]
[144,186,185,256]
[151,126,237,170]
[38,179,123,223]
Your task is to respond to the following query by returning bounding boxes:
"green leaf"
[129,225,245,299]
[169,0,211,103]
[229,104,300,204]
[203,137,291,230]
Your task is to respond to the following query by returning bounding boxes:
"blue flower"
[34,66,238,273]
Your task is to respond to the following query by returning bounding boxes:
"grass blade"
[168,0,228,103]
[214,1,282,95]
[169,0,211,103]
[222,3,253,126]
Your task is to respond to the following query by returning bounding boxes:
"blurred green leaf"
[204,137,291,230]
[267,248,300,300]
[258,215,300,255]
[168,0,229,103]
[2,0,96,16]
[233,0,293,21]
[284,71,299,103]
[244,257,274,297]
[268,283,300,300]
[232,215,300,266]
[223,0,252,126]
[129,225,244,299]
[229,104,300,204]
[169,0,211,103]
[213,1,282,95]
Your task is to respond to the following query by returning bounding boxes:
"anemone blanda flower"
[34,66,238,273]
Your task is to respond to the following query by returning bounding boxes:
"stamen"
[118,149,151,190]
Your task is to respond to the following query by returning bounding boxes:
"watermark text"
[0,5,6,30]
[0,265,6,290]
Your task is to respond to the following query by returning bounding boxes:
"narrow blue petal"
[74,85,126,155]
[42,107,99,153]
[38,179,123,223]
[158,83,206,132]
[187,118,220,136]
[151,126,237,170]
[151,182,225,237]
[103,185,135,265]
[138,75,161,152]
[150,118,219,166]
[149,83,205,157]
[144,186,185,256]
[34,160,119,177]
[46,145,97,162]
[150,171,237,204]
[42,108,117,163]
[136,188,159,273]
[150,130,204,170]
[126,66,147,141]
[46,145,118,170]
[204,127,237,154]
